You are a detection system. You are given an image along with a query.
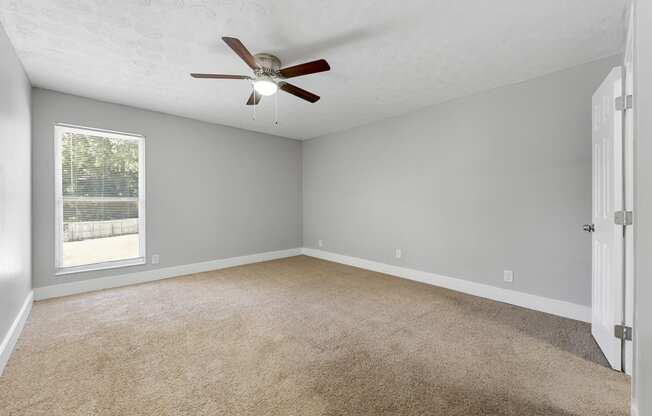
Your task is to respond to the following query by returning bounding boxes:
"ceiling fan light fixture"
[253,78,278,96]
[190,37,329,105]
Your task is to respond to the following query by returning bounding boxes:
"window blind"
[56,126,145,271]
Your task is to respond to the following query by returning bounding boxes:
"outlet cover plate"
[503,270,514,283]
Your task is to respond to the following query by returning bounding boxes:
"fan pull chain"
[274,90,279,126]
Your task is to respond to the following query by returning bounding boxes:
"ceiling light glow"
[253,79,278,96]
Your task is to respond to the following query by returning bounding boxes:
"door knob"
[583,224,595,232]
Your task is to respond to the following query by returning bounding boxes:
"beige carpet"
[0,256,629,415]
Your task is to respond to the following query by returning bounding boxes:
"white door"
[591,66,624,370]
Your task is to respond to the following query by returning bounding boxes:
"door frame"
[623,2,635,376]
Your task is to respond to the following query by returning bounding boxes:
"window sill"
[55,257,146,276]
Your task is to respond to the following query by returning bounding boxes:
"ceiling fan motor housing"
[254,53,282,78]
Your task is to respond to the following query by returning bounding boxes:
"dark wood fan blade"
[279,59,330,78]
[190,73,251,79]
[222,37,259,70]
[279,82,320,103]
[246,91,262,105]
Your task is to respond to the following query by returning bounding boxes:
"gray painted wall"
[303,56,620,307]
[0,25,31,340]
[633,0,651,414]
[32,88,302,289]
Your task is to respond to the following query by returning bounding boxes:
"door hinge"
[614,324,633,341]
[614,210,633,226]
[615,94,633,111]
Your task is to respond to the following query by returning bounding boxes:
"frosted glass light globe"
[253,79,278,96]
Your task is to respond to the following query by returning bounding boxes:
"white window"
[54,124,146,274]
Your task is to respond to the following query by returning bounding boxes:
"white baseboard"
[301,248,591,323]
[33,246,590,322]
[0,290,33,376]
[34,248,302,301]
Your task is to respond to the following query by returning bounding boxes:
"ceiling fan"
[191,37,330,105]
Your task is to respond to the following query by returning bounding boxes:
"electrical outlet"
[152,254,160,265]
[318,239,323,248]
[395,248,402,259]
[503,270,514,283]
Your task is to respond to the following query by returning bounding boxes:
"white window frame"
[54,123,146,275]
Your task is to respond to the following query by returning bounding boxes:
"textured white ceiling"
[0,0,627,139]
